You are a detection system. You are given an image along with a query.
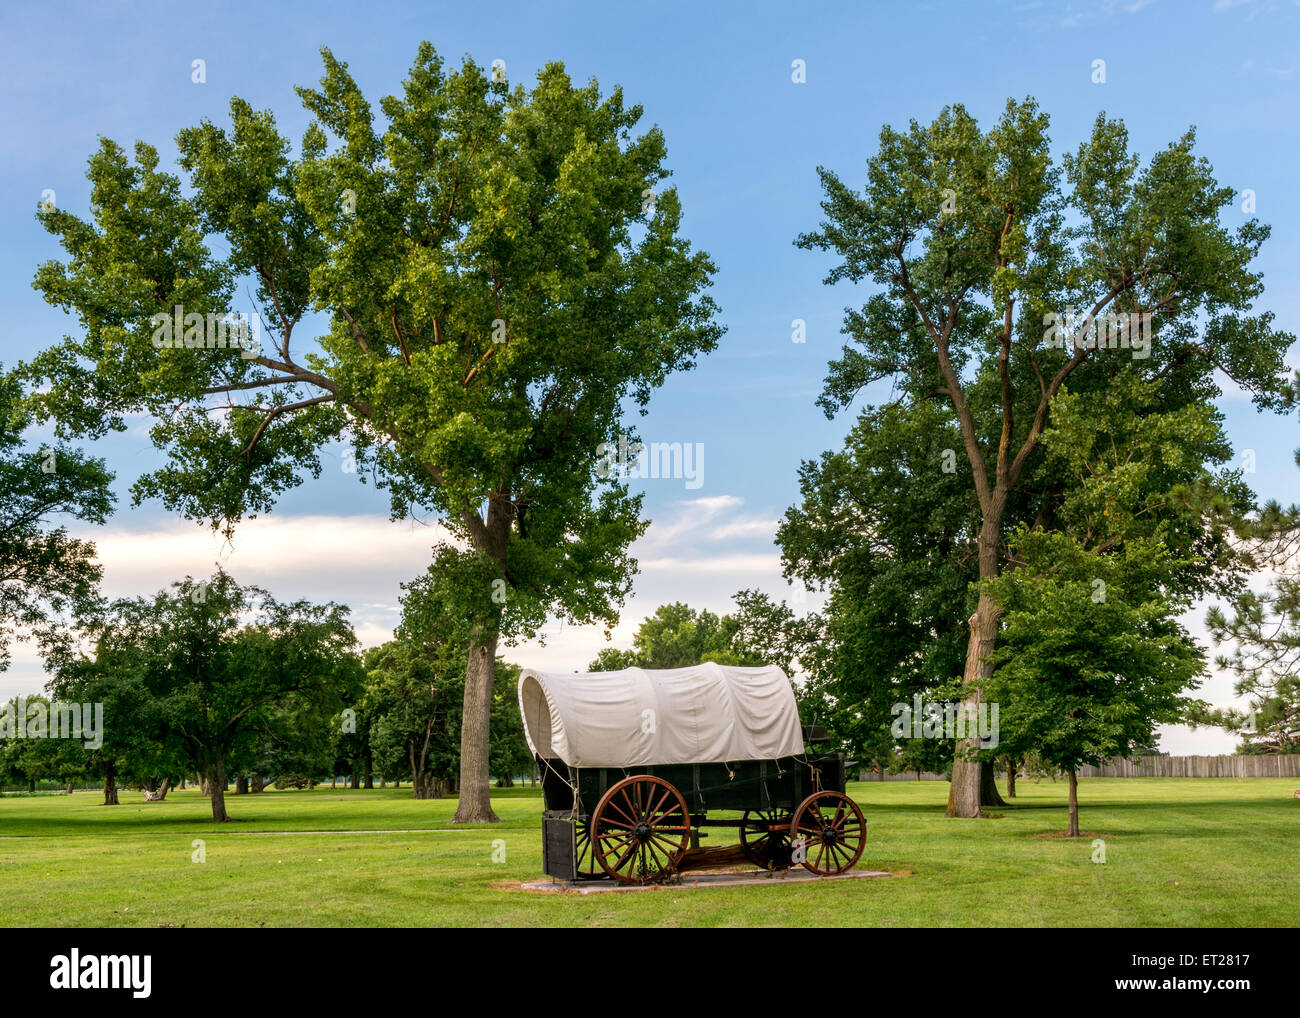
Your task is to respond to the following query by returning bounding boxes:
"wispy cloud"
[1242,57,1298,78]
[1214,0,1281,17]
[1063,0,1159,27]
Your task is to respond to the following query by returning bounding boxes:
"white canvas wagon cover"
[518,663,805,769]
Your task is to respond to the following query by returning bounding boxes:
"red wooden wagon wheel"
[791,790,866,876]
[739,808,795,870]
[591,775,691,884]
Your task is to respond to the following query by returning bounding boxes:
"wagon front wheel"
[791,791,866,876]
[592,775,691,885]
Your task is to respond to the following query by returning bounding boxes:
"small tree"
[0,695,90,793]
[73,571,359,821]
[986,532,1203,835]
[365,639,463,800]
[588,591,807,672]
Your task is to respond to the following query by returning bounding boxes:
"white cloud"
[2,495,807,687]
[8,496,1252,754]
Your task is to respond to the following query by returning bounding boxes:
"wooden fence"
[858,754,1300,782]
[1075,754,1300,778]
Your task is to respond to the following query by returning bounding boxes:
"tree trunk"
[1066,768,1080,837]
[204,755,230,822]
[947,575,1001,818]
[154,777,171,801]
[451,628,501,823]
[235,775,249,795]
[180,777,186,789]
[363,752,373,790]
[28,778,35,794]
[349,772,360,790]
[411,770,442,800]
[102,766,118,806]
[379,777,386,788]
[1006,760,1016,798]
[66,781,74,794]
[251,775,265,793]
[981,761,1007,807]
[331,776,337,788]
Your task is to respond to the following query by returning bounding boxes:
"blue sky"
[2,0,1298,751]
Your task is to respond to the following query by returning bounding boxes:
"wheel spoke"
[650,807,685,828]
[648,785,672,818]
[610,837,638,872]
[648,833,680,857]
[596,832,635,858]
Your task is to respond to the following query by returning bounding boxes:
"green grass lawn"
[0,777,1295,927]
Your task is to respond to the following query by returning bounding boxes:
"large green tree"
[796,98,1292,816]
[0,370,114,674]
[24,44,721,823]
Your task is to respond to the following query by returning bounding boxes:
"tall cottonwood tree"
[24,45,721,822]
[797,99,1291,816]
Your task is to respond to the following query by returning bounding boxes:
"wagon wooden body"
[519,664,866,884]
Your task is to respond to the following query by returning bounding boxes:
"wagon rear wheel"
[791,791,866,876]
[740,808,794,869]
[592,775,691,884]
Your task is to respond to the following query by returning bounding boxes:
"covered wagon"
[519,662,866,884]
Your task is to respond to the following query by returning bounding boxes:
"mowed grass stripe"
[0,778,1295,927]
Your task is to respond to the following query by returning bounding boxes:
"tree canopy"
[24,43,722,821]
[791,97,1293,815]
